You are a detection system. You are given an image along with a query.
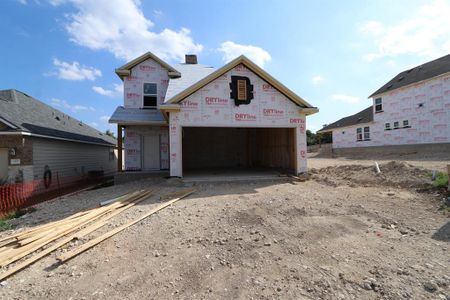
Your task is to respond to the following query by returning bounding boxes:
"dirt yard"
[0,158,449,300]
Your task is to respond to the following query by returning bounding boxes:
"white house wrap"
[110,52,317,177]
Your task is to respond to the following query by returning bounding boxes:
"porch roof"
[109,107,167,125]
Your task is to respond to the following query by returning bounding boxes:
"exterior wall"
[332,74,450,149]
[124,126,169,171]
[332,123,373,148]
[372,74,450,145]
[0,135,34,183]
[169,63,307,177]
[333,143,450,157]
[123,59,169,108]
[32,138,116,186]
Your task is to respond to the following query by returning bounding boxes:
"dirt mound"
[310,161,433,189]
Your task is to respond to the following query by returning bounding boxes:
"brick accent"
[0,135,33,165]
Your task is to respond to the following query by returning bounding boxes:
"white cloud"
[218,41,271,68]
[100,115,110,123]
[50,0,203,62]
[53,58,101,81]
[89,122,98,128]
[17,0,27,4]
[92,86,113,97]
[92,83,123,97]
[331,94,361,104]
[312,75,324,85]
[360,0,450,61]
[51,98,96,113]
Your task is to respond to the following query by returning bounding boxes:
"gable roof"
[0,90,115,146]
[369,53,450,98]
[115,51,181,80]
[162,55,317,111]
[317,106,373,133]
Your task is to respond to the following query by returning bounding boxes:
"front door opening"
[143,135,160,170]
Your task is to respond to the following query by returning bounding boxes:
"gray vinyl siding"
[32,138,116,182]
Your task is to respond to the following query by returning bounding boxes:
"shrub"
[432,171,449,188]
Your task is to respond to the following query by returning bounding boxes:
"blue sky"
[1,0,450,133]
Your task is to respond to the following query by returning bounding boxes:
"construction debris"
[0,188,195,281]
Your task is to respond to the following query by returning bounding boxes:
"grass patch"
[0,207,37,232]
[432,171,449,188]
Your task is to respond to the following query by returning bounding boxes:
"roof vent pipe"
[185,54,198,64]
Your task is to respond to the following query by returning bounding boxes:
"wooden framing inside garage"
[182,127,296,173]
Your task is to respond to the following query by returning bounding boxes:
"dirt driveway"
[0,160,449,299]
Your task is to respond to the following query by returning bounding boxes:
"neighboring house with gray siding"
[0,89,116,189]
[318,54,450,154]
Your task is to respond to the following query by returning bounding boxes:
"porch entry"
[143,135,160,170]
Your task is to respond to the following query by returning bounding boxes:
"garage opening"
[182,127,296,176]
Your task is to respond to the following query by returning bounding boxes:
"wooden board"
[0,190,153,281]
[57,188,195,263]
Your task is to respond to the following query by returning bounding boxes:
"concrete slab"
[114,170,169,185]
[182,168,288,183]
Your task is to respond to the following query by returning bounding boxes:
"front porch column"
[296,116,307,174]
[117,124,123,172]
[169,124,182,177]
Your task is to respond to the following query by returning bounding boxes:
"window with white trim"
[385,123,391,130]
[375,98,383,113]
[363,127,370,140]
[356,128,363,141]
[394,121,399,129]
[403,120,409,128]
[143,83,157,109]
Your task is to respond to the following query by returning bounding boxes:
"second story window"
[385,123,391,130]
[143,83,157,109]
[375,97,383,113]
[403,120,409,128]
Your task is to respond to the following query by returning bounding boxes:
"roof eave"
[115,51,181,80]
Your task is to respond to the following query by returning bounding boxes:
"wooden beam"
[117,124,123,172]
[0,190,153,281]
[0,191,149,267]
[57,188,195,263]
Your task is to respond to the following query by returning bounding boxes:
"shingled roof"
[0,90,115,146]
[317,106,373,133]
[369,53,450,98]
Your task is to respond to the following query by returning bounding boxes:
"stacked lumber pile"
[0,188,195,281]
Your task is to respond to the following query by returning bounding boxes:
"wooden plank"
[0,190,154,281]
[57,188,195,263]
[14,191,142,241]
[0,191,149,267]
[0,191,140,244]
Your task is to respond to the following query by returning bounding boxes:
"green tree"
[105,129,116,139]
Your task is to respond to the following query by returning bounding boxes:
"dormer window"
[143,83,157,109]
[375,98,383,113]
